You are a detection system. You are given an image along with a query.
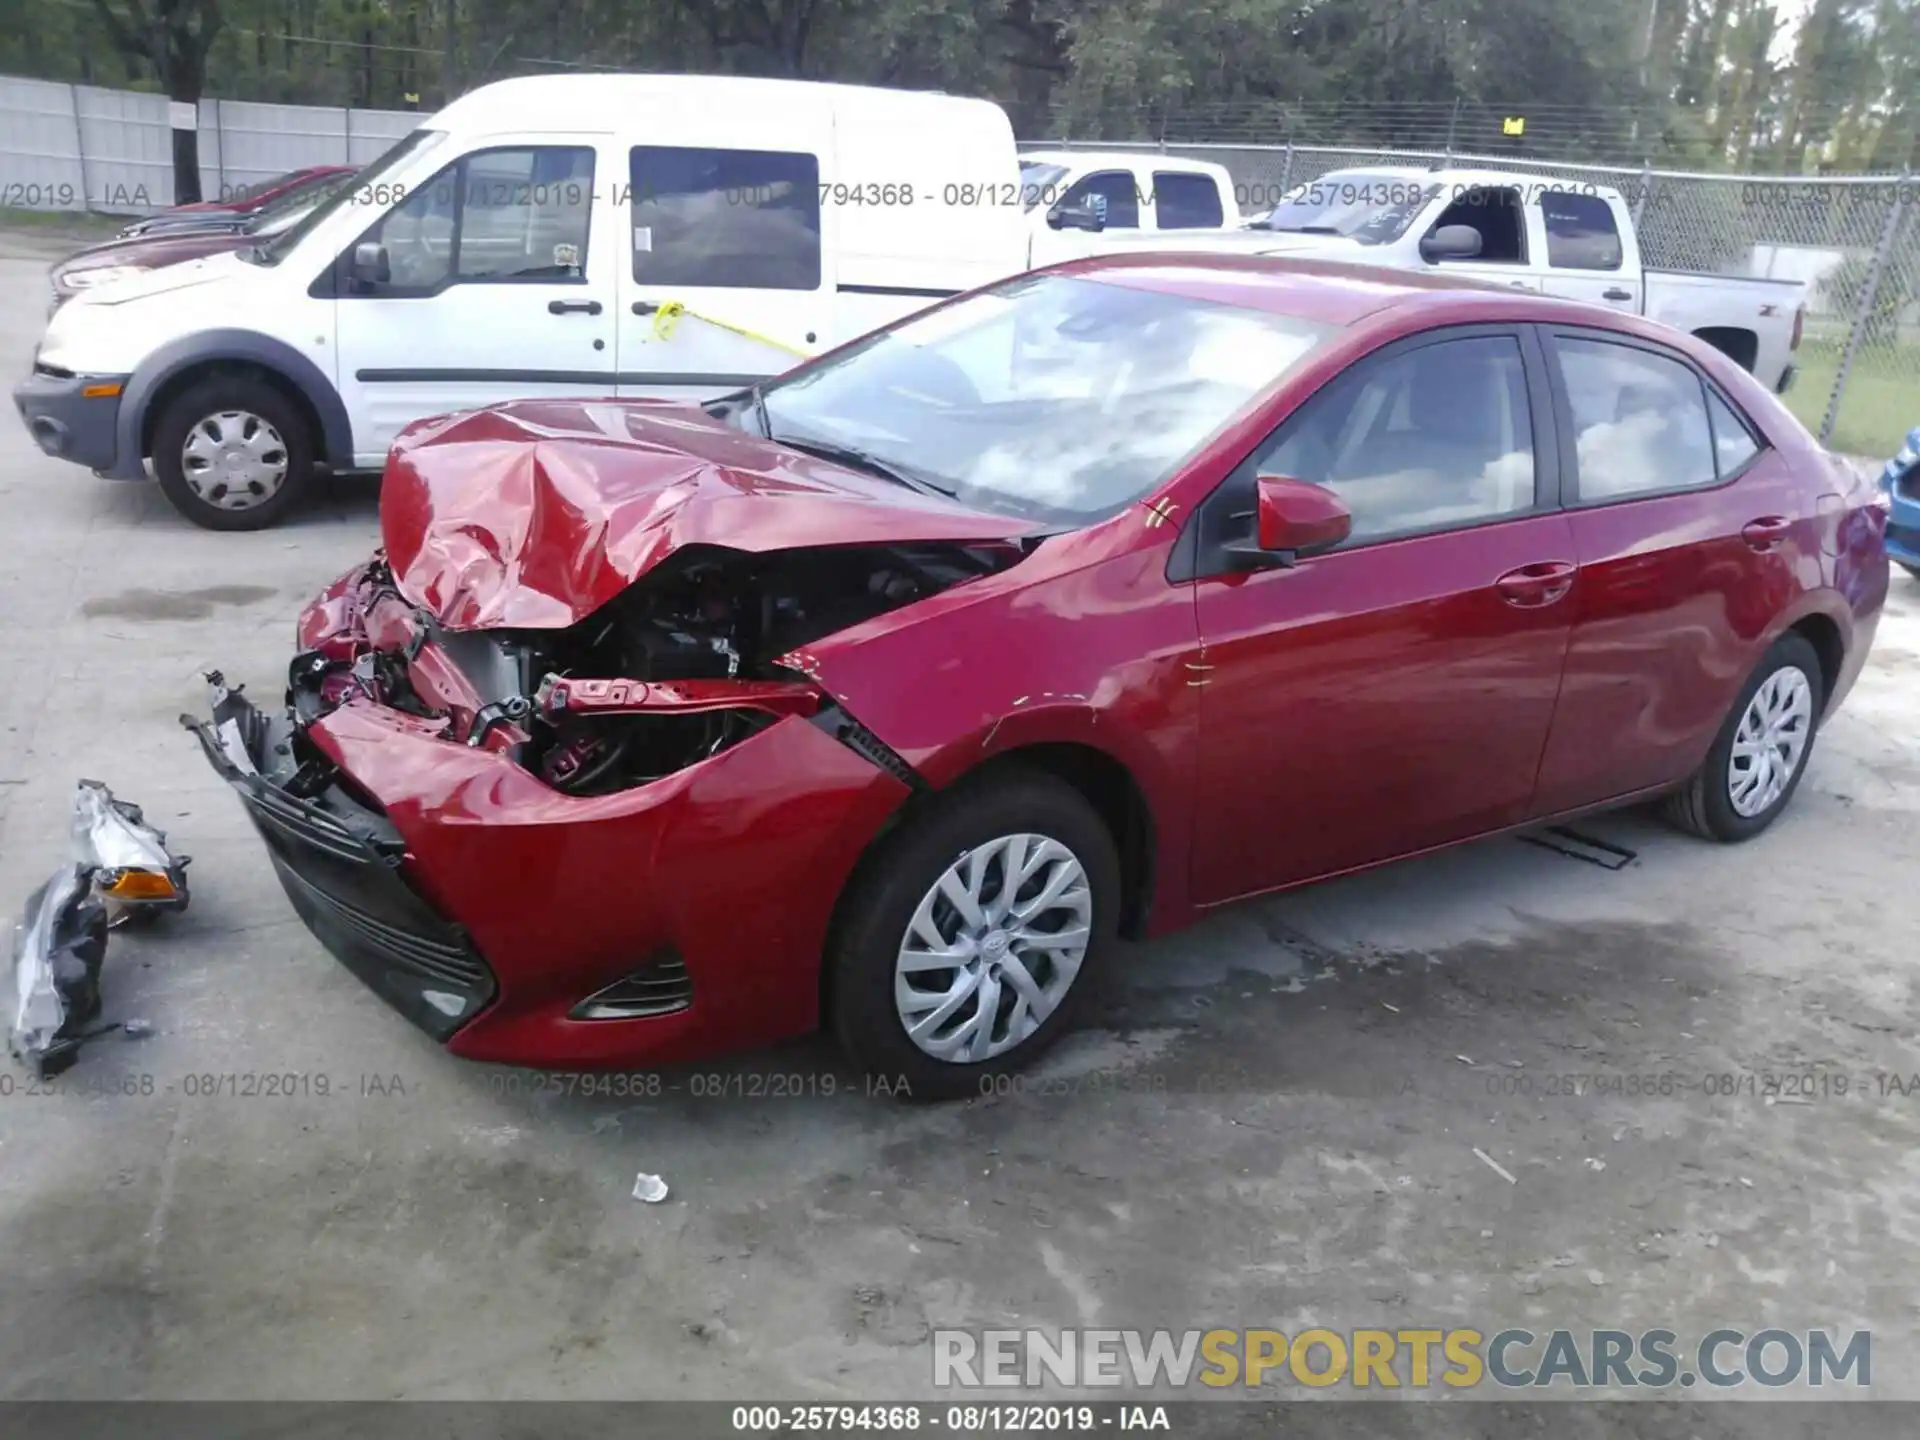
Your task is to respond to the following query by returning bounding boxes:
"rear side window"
[1706,387,1761,476]
[1542,192,1624,270]
[1153,172,1224,230]
[629,146,821,291]
[1056,171,1141,229]
[1556,337,1717,499]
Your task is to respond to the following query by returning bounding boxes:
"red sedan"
[187,254,1890,1098]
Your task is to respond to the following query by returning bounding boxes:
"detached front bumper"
[185,682,496,1040]
[187,670,914,1069]
[13,366,129,476]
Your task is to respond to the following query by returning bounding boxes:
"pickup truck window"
[1428,187,1527,264]
[1556,336,1717,500]
[1153,171,1224,229]
[1056,171,1140,229]
[1541,192,1624,271]
[629,146,821,291]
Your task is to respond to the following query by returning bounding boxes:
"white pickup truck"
[1070,164,1807,394]
[1015,149,1243,266]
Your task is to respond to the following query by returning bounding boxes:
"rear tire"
[827,767,1120,1102]
[152,376,316,532]
[1662,633,1823,843]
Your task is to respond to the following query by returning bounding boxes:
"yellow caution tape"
[649,299,807,357]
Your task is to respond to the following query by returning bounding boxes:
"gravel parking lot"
[3,225,1919,1424]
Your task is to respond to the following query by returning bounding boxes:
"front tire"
[152,377,316,531]
[1662,632,1823,843]
[827,768,1121,1101]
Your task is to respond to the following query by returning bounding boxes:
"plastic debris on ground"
[72,779,191,926]
[8,864,109,1079]
[632,1172,671,1203]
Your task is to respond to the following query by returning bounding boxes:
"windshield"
[757,273,1334,526]
[247,129,447,266]
[1253,172,1438,244]
[1019,160,1069,212]
[244,173,352,234]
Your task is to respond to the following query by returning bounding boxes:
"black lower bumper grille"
[185,689,496,1042]
[571,952,693,1019]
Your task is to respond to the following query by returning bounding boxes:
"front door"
[334,137,619,463]
[1419,184,1542,294]
[1188,328,1576,904]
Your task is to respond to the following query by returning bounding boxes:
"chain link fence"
[1028,138,1917,458]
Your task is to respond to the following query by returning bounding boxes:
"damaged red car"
[187,254,1888,1097]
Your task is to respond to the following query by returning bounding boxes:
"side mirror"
[1419,224,1483,262]
[1227,475,1352,569]
[348,241,391,288]
[1048,200,1106,233]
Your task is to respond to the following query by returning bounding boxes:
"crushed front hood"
[381,400,1035,630]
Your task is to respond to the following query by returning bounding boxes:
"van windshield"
[245,129,448,266]
[755,272,1333,526]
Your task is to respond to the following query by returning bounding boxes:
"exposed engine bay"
[291,541,1024,797]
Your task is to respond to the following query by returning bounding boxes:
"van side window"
[1541,192,1624,270]
[354,145,594,292]
[1153,172,1224,230]
[629,147,821,291]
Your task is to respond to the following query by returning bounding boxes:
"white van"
[13,74,1035,529]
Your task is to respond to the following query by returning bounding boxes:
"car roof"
[1051,251,1661,336]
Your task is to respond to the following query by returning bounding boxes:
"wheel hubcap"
[894,833,1092,1064]
[1727,667,1813,818]
[181,409,288,510]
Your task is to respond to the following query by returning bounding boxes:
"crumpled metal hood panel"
[380,399,1033,630]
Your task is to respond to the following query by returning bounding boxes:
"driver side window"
[1252,334,1537,544]
[353,145,595,294]
[1056,171,1141,229]
[1424,186,1527,264]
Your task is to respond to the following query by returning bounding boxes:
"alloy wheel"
[1727,666,1813,818]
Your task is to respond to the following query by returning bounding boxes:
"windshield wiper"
[1261,223,1343,235]
[770,430,956,498]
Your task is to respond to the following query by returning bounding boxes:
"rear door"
[333,137,618,463]
[1531,190,1642,313]
[1528,326,1809,815]
[615,139,833,401]
[1186,326,1576,904]
[1149,170,1227,232]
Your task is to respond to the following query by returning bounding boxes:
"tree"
[89,0,224,203]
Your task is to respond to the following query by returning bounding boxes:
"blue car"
[1885,425,1920,579]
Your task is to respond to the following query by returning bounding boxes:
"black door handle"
[1602,287,1633,301]
[632,300,658,316]
[548,299,602,315]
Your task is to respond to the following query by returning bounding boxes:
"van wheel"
[1662,633,1823,843]
[827,768,1120,1102]
[152,377,315,531]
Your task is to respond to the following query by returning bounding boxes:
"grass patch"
[1785,337,1920,459]
[0,206,128,238]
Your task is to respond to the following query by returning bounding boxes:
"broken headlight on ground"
[8,863,109,1078]
[73,778,191,924]
[293,542,1021,796]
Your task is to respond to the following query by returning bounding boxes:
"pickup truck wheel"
[152,377,315,531]
[1662,633,1823,843]
[828,768,1120,1101]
